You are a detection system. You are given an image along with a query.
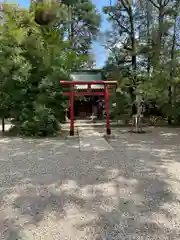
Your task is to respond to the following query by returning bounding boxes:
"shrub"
[18,105,60,137]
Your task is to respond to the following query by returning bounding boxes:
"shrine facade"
[60,69,117,136]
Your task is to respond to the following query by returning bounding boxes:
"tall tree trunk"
[2,118,4,132]
[146,0,151,75]
[158,5,164,53]
[168,86,172,124]
[128,3,138,117]
[150,0,165,67]
[168,2,178,124]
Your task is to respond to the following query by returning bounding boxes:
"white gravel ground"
[0,126,180,239]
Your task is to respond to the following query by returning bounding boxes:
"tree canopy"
[0,1,100,136]
[102,0,180,124]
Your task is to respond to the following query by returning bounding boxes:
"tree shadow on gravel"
[0,128,180,239]
[0,217,22,240]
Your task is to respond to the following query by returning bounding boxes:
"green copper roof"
[70,70,104,89]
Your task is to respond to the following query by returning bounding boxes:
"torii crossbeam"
[60,80,117,136]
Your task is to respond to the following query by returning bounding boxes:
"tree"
[31,0,100,55]
[69,0,100,54]
[102,0,180,124]
[167,0,180,123]
[103,0,141,121]
[0,2,89,136]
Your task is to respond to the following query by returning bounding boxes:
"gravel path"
[0,127,180,239]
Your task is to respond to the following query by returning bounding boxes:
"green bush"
[112,92,132,120]
[18,105,60,137]
[171,103,180,123]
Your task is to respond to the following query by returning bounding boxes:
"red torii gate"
[60,80,117,136]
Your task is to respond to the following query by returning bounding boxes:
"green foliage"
[112,92,132,120]
[17,104,59,137]
[31,0,100,56]
[32,0,67,26]
[102,0,180,124]
[68,0,100,54]
[0,29,32,119]
[0,2,93,136]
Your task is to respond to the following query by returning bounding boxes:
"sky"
[14,0,110,68]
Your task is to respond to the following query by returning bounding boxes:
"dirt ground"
[0,126,180,239]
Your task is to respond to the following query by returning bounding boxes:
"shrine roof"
[70,69,104,89]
